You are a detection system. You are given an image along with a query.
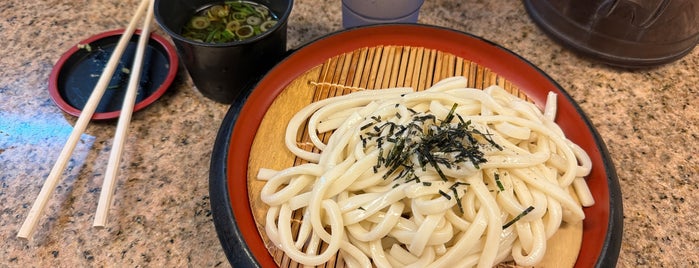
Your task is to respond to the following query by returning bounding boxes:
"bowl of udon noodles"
[209,24,623,268]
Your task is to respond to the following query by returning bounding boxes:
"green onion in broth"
[181,1,278,43]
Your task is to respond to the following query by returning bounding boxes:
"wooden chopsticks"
[94,0,155,228]
[18,0,154,239]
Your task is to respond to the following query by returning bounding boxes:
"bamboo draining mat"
[246,45,582,267]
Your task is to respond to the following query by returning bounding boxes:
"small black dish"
[48,29,179,120]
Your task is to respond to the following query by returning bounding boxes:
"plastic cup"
[342,0,424,28]
[155,0,293,103]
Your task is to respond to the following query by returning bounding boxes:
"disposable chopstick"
[93,0,155,228]
[17,0,151,239]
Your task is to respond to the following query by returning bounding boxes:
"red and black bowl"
[209,24,623,267]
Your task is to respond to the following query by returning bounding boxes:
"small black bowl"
[154,0,293,104]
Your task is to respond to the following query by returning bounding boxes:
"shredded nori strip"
[451,187,464,214]
[502,206,535,229]
[472,128,503,150]
[418,146,449,181]
[456,114,466,124]
[387,123,395,136]
[441,103,458,126]
[450,182,469,189]
[438,190,452,200]
[376,137,384,149]
[365,104,501,197]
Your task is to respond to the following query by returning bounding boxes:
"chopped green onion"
[190,16,210,29]
[254,5,269,16]
[208,5,228,18]
[77,43,92,52]
[236,25,254,39]
[495,172,504,191]
[260,20,277,32]
[231,12,246,21]
[246,16,262,25]
[226,20,241,31]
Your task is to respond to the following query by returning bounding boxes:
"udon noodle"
[257,76,594,267]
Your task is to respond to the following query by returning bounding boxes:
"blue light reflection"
[0,112,81,146]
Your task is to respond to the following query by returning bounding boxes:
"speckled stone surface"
[1,0,698,267]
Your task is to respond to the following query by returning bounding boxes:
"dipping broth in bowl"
[181,1,278,43]
[154,0,293,103]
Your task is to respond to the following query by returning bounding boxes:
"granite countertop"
[1,0,698,267]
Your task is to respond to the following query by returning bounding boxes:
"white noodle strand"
[258,77,594,267]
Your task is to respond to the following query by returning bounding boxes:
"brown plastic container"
[523,0,699,68]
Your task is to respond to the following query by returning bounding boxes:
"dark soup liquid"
[181,1,278,43]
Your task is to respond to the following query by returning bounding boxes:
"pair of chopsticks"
[18,0,156,239]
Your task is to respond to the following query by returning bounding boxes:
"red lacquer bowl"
[209,24,623,267]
